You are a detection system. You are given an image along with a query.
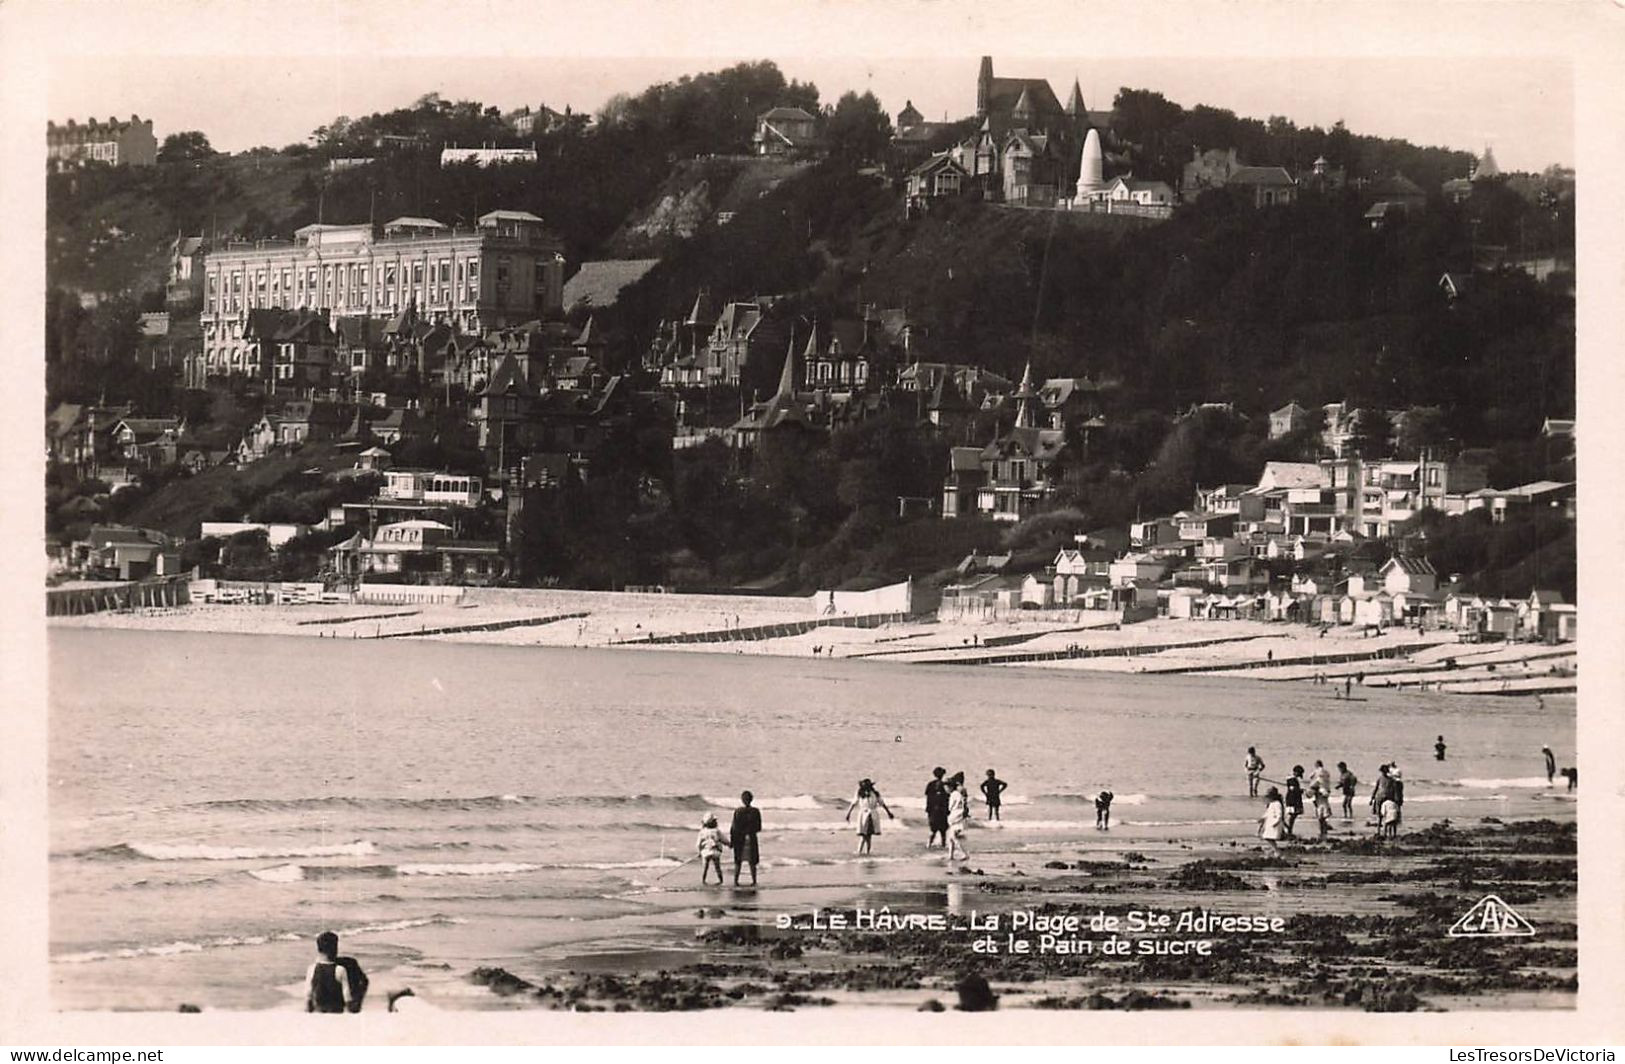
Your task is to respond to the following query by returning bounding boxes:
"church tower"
[977,56,994,117]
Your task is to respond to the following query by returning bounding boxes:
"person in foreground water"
[845,777,894,855]
[1094,789,1114,830]
[305,931,353,1014]
[730,790,762,887]
[1244,746,1265,797]
[945,775,970,862]
[1256,787,1285,856]
[924,766,950,849]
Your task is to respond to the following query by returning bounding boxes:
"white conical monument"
[1075,127,1105,200]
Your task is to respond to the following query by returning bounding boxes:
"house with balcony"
[754,107,820,156]
[1130,515,1178,549]
[329,519,504,585]
[974,426,1064,521]
[906,152,969,205]
[1195,484,1265,525]
[110,417,182,468]
[71,526,181,580]
[1175,511,1238,542]
[1108,552,1171,586]
[1176,555,1266,591]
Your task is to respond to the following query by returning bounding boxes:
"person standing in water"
[845,778,894,855]
[1094,790,1115,830]
[925,767,949,849]
[1257,787,1285,857]
[1310,782,1333,839]
[1435,735,1448,761]
[696,814,727,885]
[1336,761,1359,821]
[980,769,1008,821]
[1245,747,1266,797]
[730,791,762,887]
[1370,764,1394,823]
[1283,768,1305,837]
[1542,745,1557,784]
[945,775,971,862]
[1311,759,1332,795]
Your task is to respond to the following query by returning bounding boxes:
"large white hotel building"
[199,211,565,377]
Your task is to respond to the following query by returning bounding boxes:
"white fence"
[809,579,913,617]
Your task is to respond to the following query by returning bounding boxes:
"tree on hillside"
[824,91,892,165]
[158,131,215,163]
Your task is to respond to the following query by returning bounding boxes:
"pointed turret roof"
[1014,361,1040,428]
[1066,79,1085,116]
[685,290,709,326]
[1011,85,1037,120]
[574,315,604,348]
[775,335,798,400]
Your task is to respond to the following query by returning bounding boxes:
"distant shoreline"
[47,596,1577,693]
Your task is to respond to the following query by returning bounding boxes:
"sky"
[22,1,1585,174]
[43,53,1573,174]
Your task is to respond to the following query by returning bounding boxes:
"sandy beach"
[409,815,1578,1013]
[47,588,1577,695]
[47,595,1580,1012]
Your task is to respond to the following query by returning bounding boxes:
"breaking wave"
[55,915,460,965]
[80,841,378,862]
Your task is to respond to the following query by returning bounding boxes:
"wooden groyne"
[614,611,910,646]
[46,575,191,617]
[296,610,419,627]
[1257,647,1577,683]
[980,622,1122,649]
[1134,641,1442,676]
[911,632,1279,666]
[371,611,589,639]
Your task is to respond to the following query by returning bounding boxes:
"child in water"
[980,769,1008,821]
[1095,790,1114,830]
[1311,783,1333,839]
[1380,796,1401,839]
[1435,735,1447,761]
[696,814,727,885]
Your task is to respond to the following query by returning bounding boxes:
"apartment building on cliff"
[198,211,564,380]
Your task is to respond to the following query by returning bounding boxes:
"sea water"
[47,627,1576,1009]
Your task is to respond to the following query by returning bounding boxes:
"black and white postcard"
[3,0,1623,1048]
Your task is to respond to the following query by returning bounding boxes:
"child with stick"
[696,814,728,885]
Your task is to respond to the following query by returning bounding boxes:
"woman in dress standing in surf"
[845,778,894,855]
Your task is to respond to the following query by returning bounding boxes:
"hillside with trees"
[43,61,1576,597]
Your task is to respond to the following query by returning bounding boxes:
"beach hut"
[1021,573,1054,609]
[1549,603,1577,642]
[1520,590,1567,641]
[1166,587,1202,619]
